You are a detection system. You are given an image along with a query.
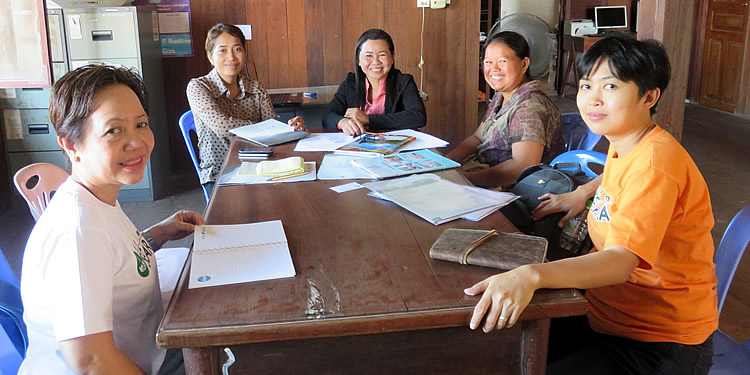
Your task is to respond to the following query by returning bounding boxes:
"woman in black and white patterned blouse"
[187,23,305,194]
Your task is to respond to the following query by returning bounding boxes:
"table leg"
[520,318,550,375]
[183,347,219,375]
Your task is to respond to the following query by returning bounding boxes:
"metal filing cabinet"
[1,9,69,189]
[62,6,170,201]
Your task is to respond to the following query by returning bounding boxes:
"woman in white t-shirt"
[19,65,204,375]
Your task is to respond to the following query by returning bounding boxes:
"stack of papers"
[189,220,296,289]
[294,129,449,153]
[229,118,310,146]
[363,174,516,225]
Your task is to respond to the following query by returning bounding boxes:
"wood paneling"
[162,0,480,175]
[639,0,696,141]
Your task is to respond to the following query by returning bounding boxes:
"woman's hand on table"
[344,108,369,125]
[337,117,367,136]
[464,266,538,333]
[147,210,205,248]
[288,116,307,131]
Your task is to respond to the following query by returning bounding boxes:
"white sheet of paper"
[382,129,449,151]
[293,133,354,152]
[330,182,364,193]
[230,118,295,139]
[460,187,519,221]
[294,130,448,153]
[3,110,23,140]
[317,154,377,180]
[189,220,296,289]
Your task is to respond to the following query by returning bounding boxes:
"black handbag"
[500,163,593,261]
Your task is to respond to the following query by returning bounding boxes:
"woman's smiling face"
[358,39,393,83]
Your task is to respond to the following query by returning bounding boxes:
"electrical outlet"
[417,0,429,7]
[430,0,446,9]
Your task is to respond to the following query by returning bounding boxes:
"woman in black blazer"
[322,29,427,135]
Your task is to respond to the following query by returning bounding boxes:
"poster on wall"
[133,0,193,57]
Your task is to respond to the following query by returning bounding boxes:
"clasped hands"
[338,108,369,136]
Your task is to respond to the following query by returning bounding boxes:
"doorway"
[698,0,749,113]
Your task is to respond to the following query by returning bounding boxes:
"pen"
[270,171,307,181]
[460,229,497,265]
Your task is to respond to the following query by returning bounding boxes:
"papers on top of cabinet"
[189,220,296,289]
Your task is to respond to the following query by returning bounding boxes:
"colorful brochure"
[351,150,460,179]
[334,132,415,157]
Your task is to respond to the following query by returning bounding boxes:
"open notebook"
[189,220,296,289]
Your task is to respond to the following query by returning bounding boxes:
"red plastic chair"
[13,163,69,221]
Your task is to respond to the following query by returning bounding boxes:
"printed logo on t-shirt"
[133,232,155,278]
[590,186,612,223]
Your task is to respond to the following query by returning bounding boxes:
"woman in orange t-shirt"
[464,36,717,374]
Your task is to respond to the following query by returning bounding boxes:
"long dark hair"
[353,29,398,109]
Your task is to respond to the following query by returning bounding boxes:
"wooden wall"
[162,0,480,175]
[638,0,696,141]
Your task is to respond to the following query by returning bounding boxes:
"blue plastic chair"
[178,110,209,203]
[550,150,607,178]
[0,249,27,375]
[562,112,603,151]
[710,206,750,374]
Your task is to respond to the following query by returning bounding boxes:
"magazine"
[351,150,460,179]
[333,132,415,157]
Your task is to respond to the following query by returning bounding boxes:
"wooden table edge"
[156,291,586,349]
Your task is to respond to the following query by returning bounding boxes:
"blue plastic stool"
[562,112,603,151]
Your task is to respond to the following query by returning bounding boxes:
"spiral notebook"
[188,220,296,289]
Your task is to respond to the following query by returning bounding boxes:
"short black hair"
[577,35,671,115]
[481,31,531,78]
[50,64,149,165]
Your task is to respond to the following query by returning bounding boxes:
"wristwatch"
[143,230,160,251]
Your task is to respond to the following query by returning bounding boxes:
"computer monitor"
[594,5,628,30]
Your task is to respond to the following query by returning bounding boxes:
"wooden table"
[157,138,587,374]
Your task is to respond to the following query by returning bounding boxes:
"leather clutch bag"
[429,229,547,270]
